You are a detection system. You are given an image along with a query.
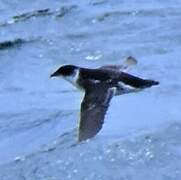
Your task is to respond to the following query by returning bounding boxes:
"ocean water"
[0,0,181,179]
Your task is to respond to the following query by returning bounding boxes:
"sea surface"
[0,0,181,179]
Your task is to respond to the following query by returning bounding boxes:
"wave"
[0,5,77,27]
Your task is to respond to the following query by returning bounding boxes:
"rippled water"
[0,0,181,179]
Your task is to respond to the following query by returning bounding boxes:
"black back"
[79,68,159,88]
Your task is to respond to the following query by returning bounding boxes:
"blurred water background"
[0,0,181,179]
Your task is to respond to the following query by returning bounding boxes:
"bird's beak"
[50,72,57,78]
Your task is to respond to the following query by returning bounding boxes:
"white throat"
[63,69,80,88]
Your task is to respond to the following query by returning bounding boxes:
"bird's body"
[51,58,159,142]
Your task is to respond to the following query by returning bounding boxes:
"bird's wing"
[99,56,138,72]
[78,83,115,142]
[99,64,124,71]
[118,71,159,88]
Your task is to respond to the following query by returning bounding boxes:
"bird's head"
[50,65,80,85]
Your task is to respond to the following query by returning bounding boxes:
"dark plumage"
[51,63,159,142]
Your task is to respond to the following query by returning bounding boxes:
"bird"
[50,57,159,142]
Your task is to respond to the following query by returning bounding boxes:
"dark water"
[0,0,181,179]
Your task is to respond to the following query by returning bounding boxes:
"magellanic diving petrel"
[50,57,159,142]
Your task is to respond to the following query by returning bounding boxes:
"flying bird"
[50,57,159,142]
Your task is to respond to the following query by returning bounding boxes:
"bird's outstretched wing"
[99,56,138,72]
[118,71,159,88]
[78,83,115,142]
